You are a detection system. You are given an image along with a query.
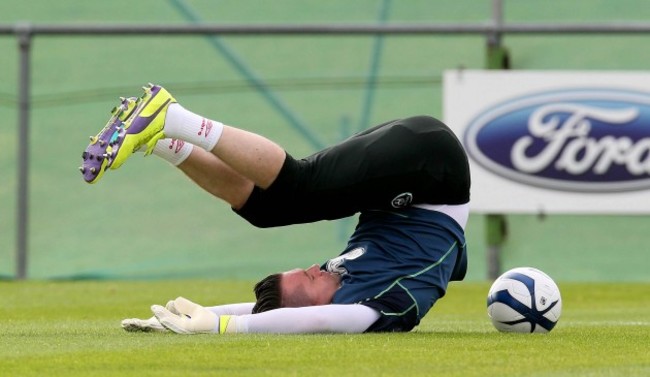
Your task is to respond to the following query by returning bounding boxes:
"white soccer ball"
[487,267,562,333]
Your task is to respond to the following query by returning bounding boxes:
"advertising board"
[444,70,650,213]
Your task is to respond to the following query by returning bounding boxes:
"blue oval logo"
[464,89,650,192]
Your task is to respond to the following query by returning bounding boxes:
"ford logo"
[464,89,650,192]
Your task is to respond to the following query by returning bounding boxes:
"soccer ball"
[487,267,562,333]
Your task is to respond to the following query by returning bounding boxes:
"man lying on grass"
[84,84,470,334]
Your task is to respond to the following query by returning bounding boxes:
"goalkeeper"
[82,84,471,334]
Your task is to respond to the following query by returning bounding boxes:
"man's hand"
[121,316,168,332]
[121,299,181,332]
[151,297,219,334]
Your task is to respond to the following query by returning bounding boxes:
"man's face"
[280,264,341,307]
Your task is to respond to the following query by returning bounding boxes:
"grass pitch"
[1,281,648,377]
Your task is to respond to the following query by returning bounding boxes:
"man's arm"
[152,297,380,334]
[227,304,380,334]
[205,302,255,316]
[121,301,255,332]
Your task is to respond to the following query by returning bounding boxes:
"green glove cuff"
[219,315,233,334]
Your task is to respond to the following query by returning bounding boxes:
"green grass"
[2,281,648,377]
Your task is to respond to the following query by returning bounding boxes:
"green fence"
[2,0,650,281]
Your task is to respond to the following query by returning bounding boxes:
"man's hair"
[252,273,283,314]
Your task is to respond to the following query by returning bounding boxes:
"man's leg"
[144,138,252,209]
[81,84,285,192]
[161,94,286,190]
[235,115,471,227]
[206,126,285,190]
[176,147,255,210]
[81,85,469,227]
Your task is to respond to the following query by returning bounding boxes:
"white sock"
[163,103,224,151]
[151,138,194,166]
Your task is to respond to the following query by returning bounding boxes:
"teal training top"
[322,207,467,332]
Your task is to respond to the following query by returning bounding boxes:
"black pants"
[236,115,470,228]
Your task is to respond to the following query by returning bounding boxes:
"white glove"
[121,316,167,332]
[151,297,219,334]
[121,300,180,332]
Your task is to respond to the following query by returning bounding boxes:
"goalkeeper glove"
[121,299,180,332]
[151,296,234,334]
